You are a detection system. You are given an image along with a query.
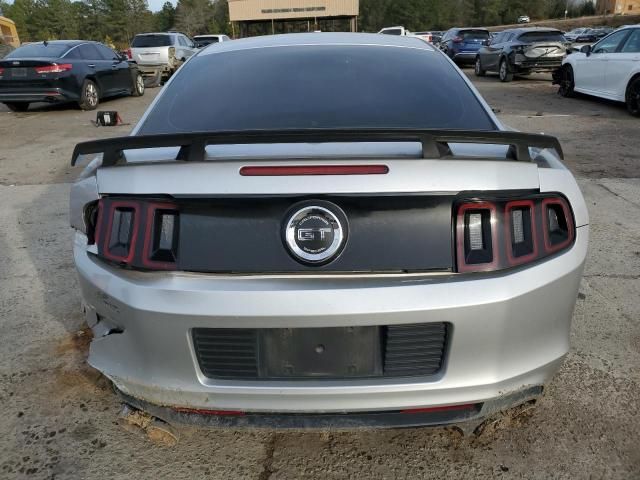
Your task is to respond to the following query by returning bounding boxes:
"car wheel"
[499,59,513,82]
[132,73,145,97]
[4,102,30,112]
[625,76,640,117]
[474,57,486,77]
[558,65,575,98]
[79,79,99,111]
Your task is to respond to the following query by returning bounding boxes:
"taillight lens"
[453,36,463,43]
[0,67,4,77]
[126,48,132,59]
[93,198,179,270]
[455,195,575,273]
[35,63,73,74]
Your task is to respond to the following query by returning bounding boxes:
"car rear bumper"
[74,226,587,422]
[452,52,478,63]
[0,87,77,103]
[513,57,564,72]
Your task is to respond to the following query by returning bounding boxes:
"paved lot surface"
[1,73,639,480]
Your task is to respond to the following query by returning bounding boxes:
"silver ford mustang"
[70,33,588,429]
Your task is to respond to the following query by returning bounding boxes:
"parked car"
[564,28,597,43]
[475,28,569,82]
[127,32,197,80]
[591,27,614,39]
[193,34,231,48]
[378,26,411,36]
[0,40,144,112]
[70,32,588,429]
[413,31,434,43]
[517,15,531,24]
[440,28,490,65]
[554,26,640,116]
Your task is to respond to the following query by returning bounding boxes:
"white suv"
[128,32,198,80]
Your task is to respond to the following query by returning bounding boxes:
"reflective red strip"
[174,407,245,416]
[239,165,389,176]
[401,403,478,414]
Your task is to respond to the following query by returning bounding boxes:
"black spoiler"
[70,129,563,167]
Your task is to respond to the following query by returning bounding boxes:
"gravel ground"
[1,73,639,479]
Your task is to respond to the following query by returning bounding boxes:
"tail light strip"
[455,195,575,273]
[239,165,389,176]
[35,64,73,74]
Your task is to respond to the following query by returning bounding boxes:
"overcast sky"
[2,0,176,13]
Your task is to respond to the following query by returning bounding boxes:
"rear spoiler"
[70,129,563,167]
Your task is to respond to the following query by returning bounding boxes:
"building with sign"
[228,0,359,37]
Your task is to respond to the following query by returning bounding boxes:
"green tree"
[153,1,175,31]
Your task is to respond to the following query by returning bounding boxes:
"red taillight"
[94,198,179,270]
[173,407,245,416]
[126,48,132,59]
[453,36,463,43]
[141,202,179,270]
[455,195,575,273]
[0,67,4,76]
[35,63,72,74]
[239,165,389,176]
[401,403,479,414]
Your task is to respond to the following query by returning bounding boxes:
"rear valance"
[71,129,564,167]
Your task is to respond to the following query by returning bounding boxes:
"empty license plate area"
[11,68,27,78]
[260,327,382,379]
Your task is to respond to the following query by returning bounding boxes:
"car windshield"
[518,31,566,42]
[5,43,69,58]
[461,30,489,40]
[139,45,496,134]
[132,35,172,48]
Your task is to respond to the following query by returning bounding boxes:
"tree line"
[0,0,598,50]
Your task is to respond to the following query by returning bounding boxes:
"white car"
[193,34,231,48]
[517,15,530,24]
[128,32,198,80]
[378,26,411,36]
[554,26,640,116]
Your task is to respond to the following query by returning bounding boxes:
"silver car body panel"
[71,32,589,420]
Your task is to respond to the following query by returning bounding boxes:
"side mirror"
[580,44,592,55]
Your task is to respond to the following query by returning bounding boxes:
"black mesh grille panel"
[383,323,447,376]
[192,328,258,379]
[192,323,448,381]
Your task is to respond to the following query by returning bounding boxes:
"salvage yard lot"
[1,73,639,479]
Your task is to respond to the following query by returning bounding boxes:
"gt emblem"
[297,227,332,242]
[284,203,347,265]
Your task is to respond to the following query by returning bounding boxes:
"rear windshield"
[6,43,69,58]
[518,31,566,42]
[139,45,496,134]
[131,35,172,48]
[461,30,489,40]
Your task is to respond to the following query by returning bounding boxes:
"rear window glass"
[139,45,496,134]
[518,31,566,42]
[381,29,402,35]
[6,43,69,58]
[461,30,489,40]
[132,35,172,48]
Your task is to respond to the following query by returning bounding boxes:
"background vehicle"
[0,37,13,58]
[70,33,587,429]
[591,27,614,39]
[517,15,530,24]
[128,32,197,80]
[554,26,640,116]
[413,31,433,43]
[193,34,231,48]
[0,40,144,112]
[377,26,411,36]
[475,28,569,82]
[440,28,490,64]
[564,28,597,43]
